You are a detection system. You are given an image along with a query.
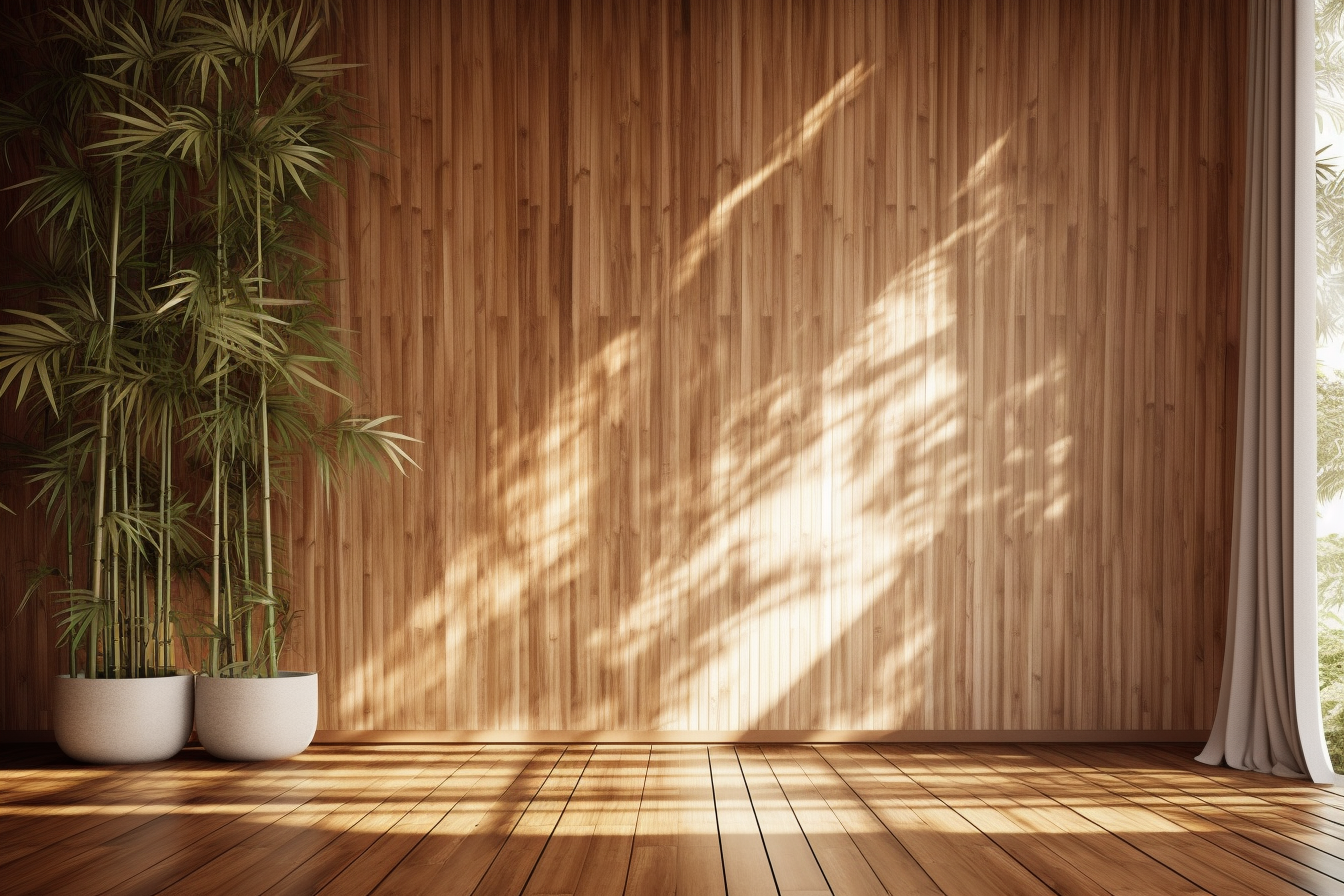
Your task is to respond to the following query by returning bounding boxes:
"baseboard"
[0,728,1212,746]
[310,729,1212,744]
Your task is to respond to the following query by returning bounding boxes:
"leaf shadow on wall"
[314,40,1081,733]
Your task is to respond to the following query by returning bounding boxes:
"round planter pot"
[195,671,318,761]
[53,672,195,764]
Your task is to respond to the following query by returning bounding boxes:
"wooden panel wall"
[1,0,1244,734]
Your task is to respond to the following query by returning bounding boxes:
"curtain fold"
[1197,0,1326,781]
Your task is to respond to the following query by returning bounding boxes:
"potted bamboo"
[0,0,202,764]
[0,0,412,763]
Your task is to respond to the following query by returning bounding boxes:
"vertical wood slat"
[0,0,1243,736]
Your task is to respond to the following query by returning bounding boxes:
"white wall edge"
[1294,0,1336,785]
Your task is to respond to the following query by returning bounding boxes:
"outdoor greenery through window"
[1316,0,1344,772]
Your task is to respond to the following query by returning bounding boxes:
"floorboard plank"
[760,746,888,896]
[311,747,487,896]
[1108,745,1344,848]
[471,745,595,896]
[524,745,650,896]
[9,752,341,896]
[707,745,777,896]
[152,749,488,896]
[736,746,832,895]
[369,747,559,896]
[571,746,651,896]
[1138,746,1344,816]
[625,745,679,896]
[1021,744,1319,896]
[781,746,943,896]
[825,744,1057,896]
[0,755,205,851]
[260,749,472,896]
[671,746,729,896]
[908,744,1202,896]
[945,744,1212,896]
[1055,745,1344,894]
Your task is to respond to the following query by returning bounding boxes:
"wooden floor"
[1,742,1342,895]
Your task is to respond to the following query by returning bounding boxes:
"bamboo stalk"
[133,431,141,675]
[241,462,253,666]
[64,412,75,678]
[255,51,278,678]
[110,410,122,678]
[261,386,277,677]
[163,182,175,674]
[210,379,222,677]
[155,403,167,675]
[88,363,112,675]
[222,444,234,669]
[163,405,174,672]
[130,455,136,673]
[136,206,145,676]
[89,93,126,678]
[120,409,131,677]
[209,77,225,678]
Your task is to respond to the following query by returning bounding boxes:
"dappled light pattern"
[671,62,874,296]
[260,0,1242,735]
[419,127,1020,731]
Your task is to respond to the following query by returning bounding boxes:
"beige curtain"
[1196,0,1331,782]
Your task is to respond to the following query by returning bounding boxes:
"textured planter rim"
[53,672,195,765]
[194,670,318,762]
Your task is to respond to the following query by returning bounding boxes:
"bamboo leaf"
[7,164,95,231]
[152,270,202,313]
[10,566,61,624]
[53,589,112,650]
[0,309,80,411]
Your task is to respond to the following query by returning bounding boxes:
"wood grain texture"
[1,0,1245,735]
[1,742,1340,896]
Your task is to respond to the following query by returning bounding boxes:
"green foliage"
[0,0,415,679]
[1320,527,1344,772]
[1319,0,1344,340]
[1319,372,1344,503]
[1320,0,1344,774]
[1320,625,1344,770]
[1318,533,1344,624]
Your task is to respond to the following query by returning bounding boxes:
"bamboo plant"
[0,0,414,680]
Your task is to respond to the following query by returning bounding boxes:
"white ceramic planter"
[194,671,318,761]
[53,672,195,764]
